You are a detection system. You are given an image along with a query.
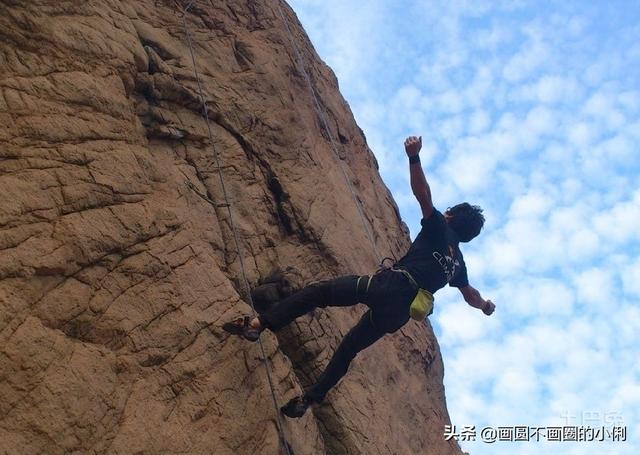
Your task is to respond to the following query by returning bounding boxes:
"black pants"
[259,269,417,402]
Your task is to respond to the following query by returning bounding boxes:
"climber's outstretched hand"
[404,136,422,157]
[482,300,495,316]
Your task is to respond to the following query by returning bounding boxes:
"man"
[223,135,495,418]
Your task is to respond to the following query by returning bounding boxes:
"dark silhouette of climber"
[223,135,495,418]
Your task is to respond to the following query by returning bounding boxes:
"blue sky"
[287,1,639,454]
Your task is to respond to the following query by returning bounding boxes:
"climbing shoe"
[222,316,261,342]
[281,395,312,418]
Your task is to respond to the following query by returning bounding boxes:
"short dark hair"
[446,203,485,242]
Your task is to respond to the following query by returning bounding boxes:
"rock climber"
[223,135,495,418]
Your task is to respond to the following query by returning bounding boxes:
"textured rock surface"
[0,1,464,454]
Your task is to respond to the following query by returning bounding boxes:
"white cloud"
[612,304,640,348]
[441,149,496,193]
[516,75,581,104]
[491,277,575,318]
[617,90,640,113]
[469,109,491,134]
[502,39,549,83]
[622,258,640,297]
[596,135,634,166]
[493,366,541,405]
[464,66,495,108]
[592,192,640,245]
[508,191,552,219]
[572,268,616,308]
[567,228,601,261]
[523,105,556,135]
[436,90,466,114]
[568,121,597,148]
[474,23,514,51]
[436,299,499,345]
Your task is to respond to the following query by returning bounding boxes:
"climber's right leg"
[258,275,360,331]
[222,275,362,340]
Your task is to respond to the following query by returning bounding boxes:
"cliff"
[0,1,464,454]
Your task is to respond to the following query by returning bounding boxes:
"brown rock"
[0,1,463,454]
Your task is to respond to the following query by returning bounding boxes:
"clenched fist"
[404,136,422,157]
[482,300,495,316]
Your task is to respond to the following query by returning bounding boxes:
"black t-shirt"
[396,209,469,294]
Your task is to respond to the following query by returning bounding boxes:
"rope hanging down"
[174,2,291,454]
[274,2,383,265]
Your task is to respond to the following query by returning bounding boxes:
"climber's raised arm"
[459,285,495,316]
[404,136,433,219]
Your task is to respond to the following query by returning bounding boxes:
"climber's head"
[444,203,485,243]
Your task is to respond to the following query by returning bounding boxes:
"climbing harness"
[357,261,434,321]
[173,2,291,454]
[355,275,373,302]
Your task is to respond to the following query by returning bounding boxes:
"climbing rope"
[173,2,291,454]
[273,1,383,265]
[172,1,391,451]
[183,179,230,208]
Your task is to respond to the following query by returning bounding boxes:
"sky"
[287,1,639,454]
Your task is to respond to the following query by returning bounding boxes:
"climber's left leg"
[281,309,385,418]
[305,309,384,402]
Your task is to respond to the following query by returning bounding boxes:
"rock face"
[0,1,464,454]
